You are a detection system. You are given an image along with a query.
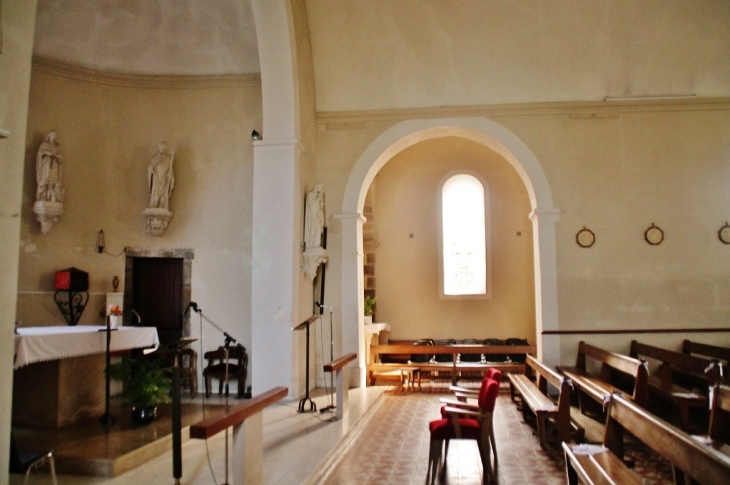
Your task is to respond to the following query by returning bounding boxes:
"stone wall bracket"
[34,201,63,235]
[303,247,328,281]
[143,208,172,237]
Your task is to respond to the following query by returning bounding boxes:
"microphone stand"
[187,303,243,485]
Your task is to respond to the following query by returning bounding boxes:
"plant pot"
[131,405,158,426]
[364,315,373,325]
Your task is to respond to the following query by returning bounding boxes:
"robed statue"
[36,130,64,202]
[147,142,175,210]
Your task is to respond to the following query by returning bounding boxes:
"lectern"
[293,315,319,413]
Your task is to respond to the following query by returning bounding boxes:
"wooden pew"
[368,343,535,388]
[323,352,357,420]
[557,341,648,417]
[683,339,730,364]
[677,340,729,389]
[564,393,730,485]
[190,387,288,485]
[709,383,730,445]
[629,340,719,431]
[507,355,582,449]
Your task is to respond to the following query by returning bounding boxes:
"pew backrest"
[605,393,730,485]
[630,340,720,387]
[682,339,730,365]
[572,341,648,406]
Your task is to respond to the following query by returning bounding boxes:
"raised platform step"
[14,401,225,477]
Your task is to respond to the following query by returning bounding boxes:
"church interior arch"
[339,118,560,385]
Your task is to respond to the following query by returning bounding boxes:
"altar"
[13,325,159,428]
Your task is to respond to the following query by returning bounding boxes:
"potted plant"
[364,295,376,325]
[106,352,172,425]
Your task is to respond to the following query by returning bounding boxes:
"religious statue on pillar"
[33,130,65,234]
[143,141,175,236]
[303,182,328,280]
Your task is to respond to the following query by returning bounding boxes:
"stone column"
[530,207,561,366]
[251,139,301,396]
[335,213,366,387]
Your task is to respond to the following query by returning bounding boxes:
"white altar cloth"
[14,325,160,369]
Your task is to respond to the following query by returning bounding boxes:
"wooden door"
[132,257,183,345]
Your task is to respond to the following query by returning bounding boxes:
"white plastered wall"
[1,2,39,482]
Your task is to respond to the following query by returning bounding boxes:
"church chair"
[441,369,502,469]
[428,376,500,484]
[203,345,248,398]
[178,347,198,397]
[9,433,58,485]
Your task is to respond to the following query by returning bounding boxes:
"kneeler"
[427,376,500,485]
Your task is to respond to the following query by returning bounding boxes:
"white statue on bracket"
[303,182,328,280]
[33,130,64,234]
[143,142,175,236]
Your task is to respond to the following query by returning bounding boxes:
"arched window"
[439,173,491,297]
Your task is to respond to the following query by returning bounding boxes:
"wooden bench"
[507,355,582,449]
[557,341,648,418]
[323,352,357,420]
[709,383,730,445]
[190,387,288,485]
[564,392,730,485]
[368,343,535,388]
[677,339,729,389]
[629,340,720,431]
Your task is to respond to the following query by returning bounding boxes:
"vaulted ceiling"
[33,0,261,76]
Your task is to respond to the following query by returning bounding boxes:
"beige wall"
[1,1,38,481]
[18,62,262,363]
[372,136,535,341]
[307,0,730,111]
[317,100,730,359]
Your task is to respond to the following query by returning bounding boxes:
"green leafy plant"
[105,353,172,408]
[364,295,376,317]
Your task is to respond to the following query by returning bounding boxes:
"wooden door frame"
[123,247,194,337]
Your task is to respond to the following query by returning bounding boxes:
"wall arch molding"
[338,117,561,385]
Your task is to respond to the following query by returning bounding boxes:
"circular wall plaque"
[576,226,595,248]
[719,223,730,245]
[644,223,664,246]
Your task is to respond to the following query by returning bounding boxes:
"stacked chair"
[427,371,500,484]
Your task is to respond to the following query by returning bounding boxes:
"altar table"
[13,325,159,428]
[14,325,159,369]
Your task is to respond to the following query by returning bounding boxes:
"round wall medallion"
[576,226,595,248]
[644,223,664,246]
[719,223,730,245]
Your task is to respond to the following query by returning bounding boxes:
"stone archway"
[338,117,560,386]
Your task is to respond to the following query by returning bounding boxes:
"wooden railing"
[323,352,357,420]
[190,386,288,484]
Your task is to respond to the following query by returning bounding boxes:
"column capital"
[332,212,366,224]
[529,207,561,223]
[253,137,301,151]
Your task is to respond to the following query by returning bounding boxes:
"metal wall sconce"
[96,230,105,254]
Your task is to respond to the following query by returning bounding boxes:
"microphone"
[132,309,142,325]
[186,302,201,314]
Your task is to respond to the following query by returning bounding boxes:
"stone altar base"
[13,355,108,428]
[13,401,225,477]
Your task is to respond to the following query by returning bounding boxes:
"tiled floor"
[318,385,675,485]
